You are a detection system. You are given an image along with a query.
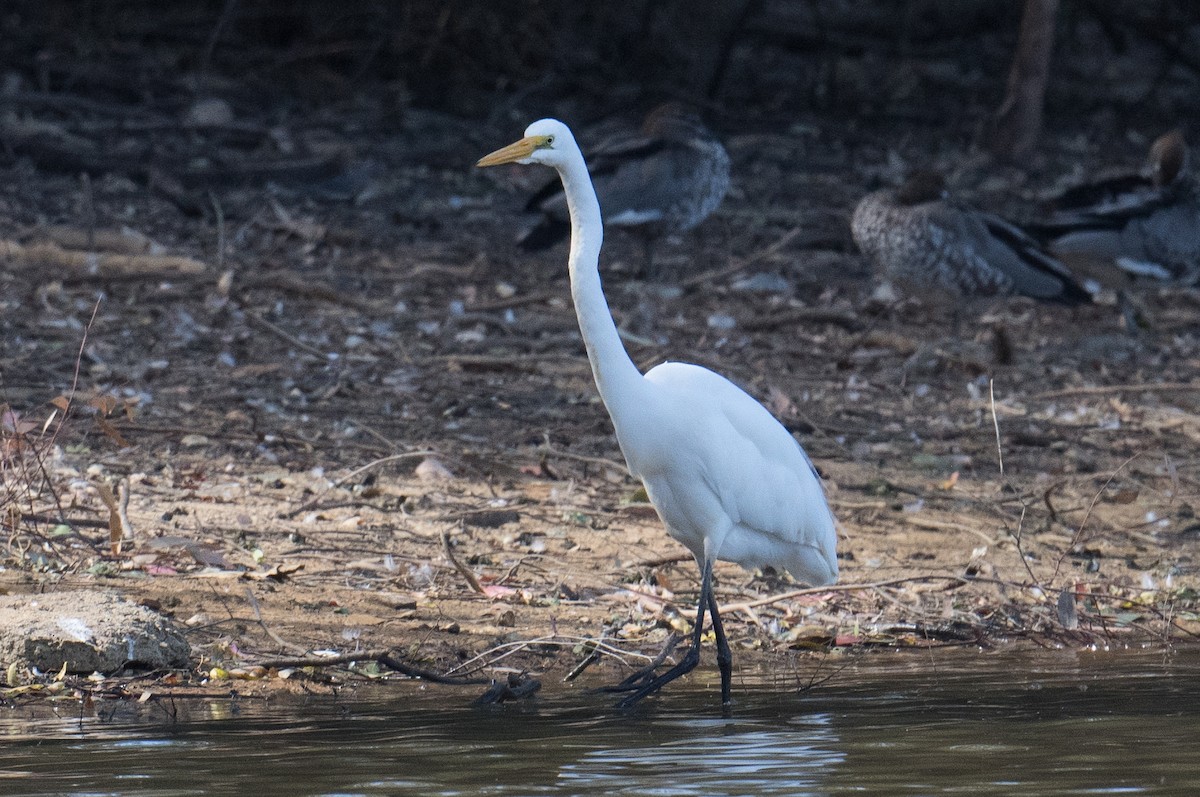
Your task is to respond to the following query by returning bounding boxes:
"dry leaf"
[246,562,305,581]
[1105,488,1139,504]
[95,481,127,555]
[766,385,797,418]
[481,584,517,598]
[95,415,131,448]
[88,394,119,415]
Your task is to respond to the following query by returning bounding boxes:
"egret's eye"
[545,136,554,146]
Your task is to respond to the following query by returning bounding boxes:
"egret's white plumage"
[478,119,837,708]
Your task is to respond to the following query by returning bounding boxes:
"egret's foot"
[612,644,701,710]
[595,633,682,694]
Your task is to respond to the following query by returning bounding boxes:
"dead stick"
[740,308,861,332]
[330,451,438,489]
[244,588,307,653]
[0,239,205,278]
[1050,451,1142,582]
[253,651,489,685]
[990,378,1005,477]
[679,227,805,290]
[1034,382,1199,399]
[538,440,628,472]
[245,312,331,361]
[564,631,611,682]
[441,530,485,595]
[238,273,379,312]
[633,553,694,569]
[718,575,968,615]
[283,450,436,518]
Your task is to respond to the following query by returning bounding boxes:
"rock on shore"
[0,590,190,674]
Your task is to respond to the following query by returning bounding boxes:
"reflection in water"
[558,715,842,796]
[0,649,1198,796]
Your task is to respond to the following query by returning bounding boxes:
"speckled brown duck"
[851,171,1091,304]
[1040,130,1199,284]
[518,103,731,252]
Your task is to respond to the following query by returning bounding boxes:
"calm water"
[1,648,1197,796]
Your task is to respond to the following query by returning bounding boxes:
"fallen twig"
[679,226,805,290]
[1034,382,1199,399]
[442,530,485,595]
[0,239,205,279]
[990,377,1004,477]
[1051,451,1143,583]
[253,651,490,685]
[718,575,969,616]
[422,352,584,371]
[538,440,628,473]
[282,450,437,518]
[244,312,332,361]
[740,308,862,332]
[446,635,655,677]
[564,627,614,682]
[632,553,694,569]
[95,478,133,555]
[244,588,307,654]
[238,273,380,312]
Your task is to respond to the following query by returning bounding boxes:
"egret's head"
[477,119,577,170]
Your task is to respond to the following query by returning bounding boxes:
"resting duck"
[851,171,1091,304]
[1040,130,1199,284]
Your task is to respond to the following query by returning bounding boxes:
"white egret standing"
[478,119,838,708]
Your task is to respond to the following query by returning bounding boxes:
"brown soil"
[2,6,1200,703]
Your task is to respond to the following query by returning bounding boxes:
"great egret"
[478,119,837,709]
[518,104,731,267]
[852,171,1091,303]
[1040,130,1199,284]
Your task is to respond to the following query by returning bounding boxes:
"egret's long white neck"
[558,152,645,412]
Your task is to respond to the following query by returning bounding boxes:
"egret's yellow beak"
[476,135,550,167]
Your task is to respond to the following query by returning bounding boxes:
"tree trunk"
[988,0,1059,161]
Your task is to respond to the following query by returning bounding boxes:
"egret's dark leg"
[599,632,682,692]
[706,582,732,705]
[610,559,714,710]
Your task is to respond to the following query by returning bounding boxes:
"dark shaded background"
[4,0,1198,137]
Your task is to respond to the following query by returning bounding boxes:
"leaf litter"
[1,30,1199,708]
